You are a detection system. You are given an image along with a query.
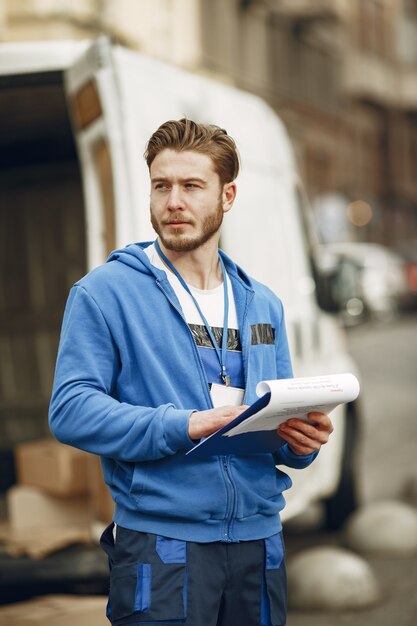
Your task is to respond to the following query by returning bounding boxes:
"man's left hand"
[276,412,334,456]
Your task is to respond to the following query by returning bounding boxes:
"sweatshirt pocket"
[129,461,149,503]
[130,455,228,522]
[232,455,288,519]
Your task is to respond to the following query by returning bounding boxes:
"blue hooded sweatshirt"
[49,242,317,542]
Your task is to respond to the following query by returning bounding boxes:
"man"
[49,118,333,626]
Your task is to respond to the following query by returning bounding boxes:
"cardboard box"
[3,483,92,559]
[4,523,92,559]
[0,595,108,626]
[7,485,91,531]
[15,439,89,497]
[86,456,114,524]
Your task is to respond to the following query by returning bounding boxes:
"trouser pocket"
[260,532,287,626]
[109,561,151,617]
[100,525,187,625]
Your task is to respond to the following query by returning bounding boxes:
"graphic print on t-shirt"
[188,324,244,389]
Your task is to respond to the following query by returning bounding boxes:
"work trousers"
[100,523,287,626]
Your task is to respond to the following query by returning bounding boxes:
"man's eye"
[185,183,199,189]
[155,184,169,191]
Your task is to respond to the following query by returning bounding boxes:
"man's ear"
[222,182,237,214]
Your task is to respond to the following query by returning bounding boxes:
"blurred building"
[1,0,417,243]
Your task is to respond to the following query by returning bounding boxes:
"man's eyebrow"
[151,176,208,184]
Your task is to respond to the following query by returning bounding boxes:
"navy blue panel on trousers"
[100,524,287,626]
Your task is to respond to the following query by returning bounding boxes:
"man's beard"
[150,199,224,253]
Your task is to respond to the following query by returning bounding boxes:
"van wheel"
[323,401,360,530]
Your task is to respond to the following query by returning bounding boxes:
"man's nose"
[167,186,184,210]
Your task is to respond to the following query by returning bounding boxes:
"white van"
[0,37,359,530]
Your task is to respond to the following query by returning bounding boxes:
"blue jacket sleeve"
[274,443,319,468]
[48,286,195,462]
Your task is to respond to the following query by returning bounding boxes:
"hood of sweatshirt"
[106,241,254,291]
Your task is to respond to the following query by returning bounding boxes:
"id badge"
[210,383,245,408]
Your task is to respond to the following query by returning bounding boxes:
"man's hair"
[144,118,240,185]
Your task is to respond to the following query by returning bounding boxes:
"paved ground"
[286,528,417,626]
[348,313,417,505]
[285,313,417,626]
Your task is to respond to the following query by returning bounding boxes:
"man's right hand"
[188,405,249,440]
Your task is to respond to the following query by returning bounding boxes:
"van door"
[63,39,127,270]
[0,62,86,448]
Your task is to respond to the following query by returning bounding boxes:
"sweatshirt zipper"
[220,287,254,541]
[220,286,253,542]
[221,455,237,541]
[157,275,253,543]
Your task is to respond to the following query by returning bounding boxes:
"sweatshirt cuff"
[162,408,196,453]
[275,443,319,469]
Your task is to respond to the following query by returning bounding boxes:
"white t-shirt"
[144,243,244,396]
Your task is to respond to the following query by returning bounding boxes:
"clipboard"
[186,392,286,457]
[186,373,360,457]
